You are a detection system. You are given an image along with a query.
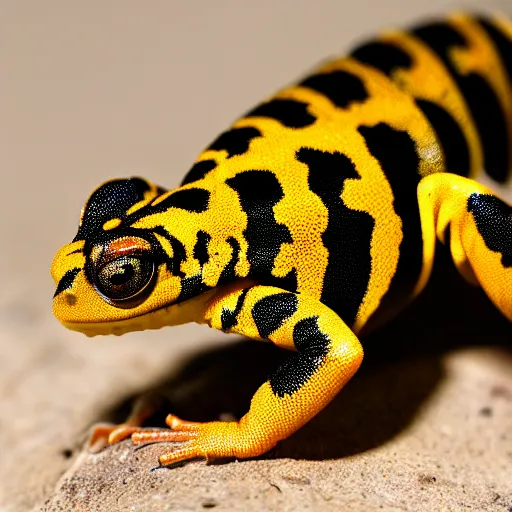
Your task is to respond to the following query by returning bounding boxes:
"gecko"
[51,12,512,467]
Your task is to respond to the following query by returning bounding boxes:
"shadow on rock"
[109,245,511,462]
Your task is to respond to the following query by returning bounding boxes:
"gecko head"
[51,177,215,336]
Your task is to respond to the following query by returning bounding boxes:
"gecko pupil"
[110,263,134,285]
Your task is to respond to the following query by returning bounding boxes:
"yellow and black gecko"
[51,13,512,467]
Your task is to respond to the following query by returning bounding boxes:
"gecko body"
[52,13,512,466]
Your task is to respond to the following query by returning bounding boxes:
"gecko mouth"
[59,301,185,337]
[58,287,220,337]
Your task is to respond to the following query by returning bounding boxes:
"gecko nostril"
[65,294,77,306]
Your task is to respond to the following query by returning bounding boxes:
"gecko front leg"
[127,284,363,466]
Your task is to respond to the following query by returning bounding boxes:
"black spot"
[217,237,241,285]
[65,295,77,306]
[413,22,510,183]
[297,148,374,325]
[193,231,211,266]
[358,123,423,320]
[251,292,299,339]
[178,273,210,302]
[477,17,512,84]
[149,188,210,214]
[225,171,294,287]
[270,316,330,397]
[351,41,413,76]
[246,99,316,128]
[300,70,368,109]
[181,160,217,185]
[415,99,470,177]
[467,193,512,267]
[479,406,493,417]
[74,178,152,241]
[221,288,250,331]
[61,449,73,459]
[54,267,81,298]
[208,127,262,158]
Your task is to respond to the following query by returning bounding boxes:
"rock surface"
[1,2,511,511]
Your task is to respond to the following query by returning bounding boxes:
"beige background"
[1,1,512,511]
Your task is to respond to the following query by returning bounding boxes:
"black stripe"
[270,316,330,397]
[54,268,81,298]
[181,160,217,185]
[151,226,187,278]
[467,193,512,268]
[217,237,241,285]
[477,17,512,84]
[246,99,316,128]
[300,70,368,109]
[66,248,83,256]
[351,40,413,75]
[351,39,471,176]
[415,99,470,177]
[126,189,211,224]
[297,148,375,325]
[151,188,210,213]
[172,205,213,300]
[225,170,293,281]
[252,292,299,339]
[193,231,211,266]
[221,288,250,331]
[358,123,423,319]
[413,22,510,183]
[208,127,262,158]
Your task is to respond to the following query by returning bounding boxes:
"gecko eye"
[95,256,155,302]
[88,236,157,307]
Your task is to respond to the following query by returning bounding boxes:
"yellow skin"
[52,13,512,466]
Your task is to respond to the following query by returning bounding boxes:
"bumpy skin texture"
[51,13,512,466]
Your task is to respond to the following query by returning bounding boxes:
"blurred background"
[1,1,511,511]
